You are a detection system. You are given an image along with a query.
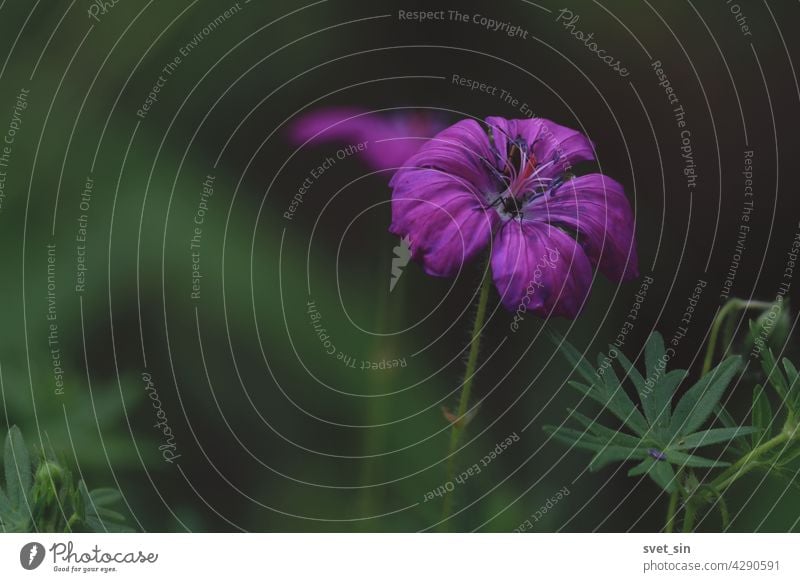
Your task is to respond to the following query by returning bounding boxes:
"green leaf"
[544,425,614,452]
[651,369,687,430]
[674,427,758,450]
[565,409,646,449]
[95,507,126,522]
[751,384,773,446]
[79,482,129,532]
[615,348,654,423]
[645,332,666,380]
[665,450,730,469]
[90,488,122,507]
[648,460,677,493]
[589,446,649,471]
[628,457,655,477]
[713,403,737,429]
[615,346,646,393]
[549,332,599,386]
[596,357,650,436]
[783,358,800,410]
[554,333,652,437]
[762,350,788,401]
[782,358,798,384]
[670,356,741,437]
[4,426,31,512]
[567,378,650,437]
[627,457,677,492]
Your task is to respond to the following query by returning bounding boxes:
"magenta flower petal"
[485,117,595,180]
[287,107,446,172]
[394,119,499,193]
[526,173,639,282]
[390,168,499,277]
[490,221,593,317]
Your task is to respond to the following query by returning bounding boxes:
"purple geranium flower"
[389,116,638,317]
[287,107,447,172]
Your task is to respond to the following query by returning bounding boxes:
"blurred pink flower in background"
[287,107,447,172]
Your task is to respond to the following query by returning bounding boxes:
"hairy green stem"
[441,267,492,525]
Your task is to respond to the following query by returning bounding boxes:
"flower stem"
[717,495,730,530]
[682,502,697,533]
[665,487,679,533]
[441,267,492,525]
[357,250,402,529]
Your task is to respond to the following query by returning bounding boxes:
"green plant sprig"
[0,426,131,533]
[546,311,800,532]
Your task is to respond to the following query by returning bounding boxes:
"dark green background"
[0,0,797,531]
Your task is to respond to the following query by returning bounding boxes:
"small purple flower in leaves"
[389,116,639,316]
[648,448,667,461]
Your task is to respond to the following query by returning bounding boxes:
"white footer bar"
[0,533,797,580]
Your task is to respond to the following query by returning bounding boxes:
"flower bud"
[746,300,791,357]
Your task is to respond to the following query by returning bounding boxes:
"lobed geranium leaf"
[553,332,749,491]
[669,356,741,437]
[550,331,650,432]
[567,379,650,437]
[673,427,757,450]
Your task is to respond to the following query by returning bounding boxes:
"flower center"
[500,194,523,218]
[486,136,566,221]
